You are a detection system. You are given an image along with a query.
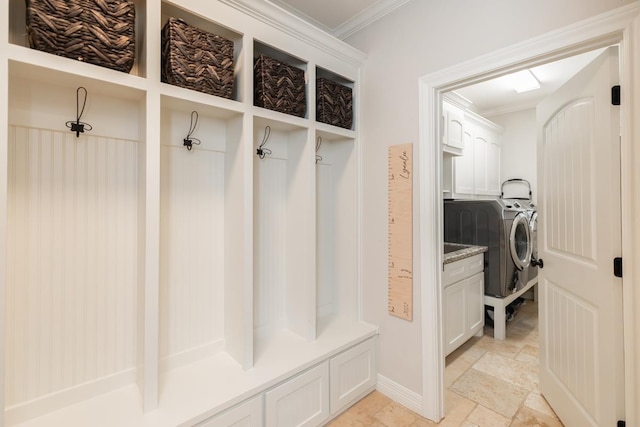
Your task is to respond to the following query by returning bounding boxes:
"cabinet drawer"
[330,338,376,415]
[265,362,329,427]
[443,253,484,287]
[197,395,263,427]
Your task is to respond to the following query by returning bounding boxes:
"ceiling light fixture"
[508,69,540,93]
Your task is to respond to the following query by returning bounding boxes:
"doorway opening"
[417,6,638,424]
[439,45,618,425]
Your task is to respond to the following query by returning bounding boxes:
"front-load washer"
[501,198,536,288]
[527,210,538,283]
[444,199,533,297]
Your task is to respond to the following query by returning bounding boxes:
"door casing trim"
[417,3,640,423]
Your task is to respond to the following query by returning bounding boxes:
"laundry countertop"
[443,243,488,264]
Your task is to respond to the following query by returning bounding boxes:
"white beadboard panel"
[329,338,376,415]
[6,125,138,408]
[254,156,287,335]
[315,138,358,323]
[543,100,595,262]
[160,144,225,364]
[9,77,143,142]
[265,362,329,427]
[545,281,598,422]
[316,163,335,318]
[160,108,227,152]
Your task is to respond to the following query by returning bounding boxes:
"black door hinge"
[612,85,621,105]
[618,421,625,427]
[614,257,623,278]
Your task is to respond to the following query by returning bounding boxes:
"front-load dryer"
[444,199,533,297]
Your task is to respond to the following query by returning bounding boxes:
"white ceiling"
[268,0,411,39]
[267,1,606,116]
[454,48,605,117]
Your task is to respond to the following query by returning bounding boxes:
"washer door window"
[510,213,532,270]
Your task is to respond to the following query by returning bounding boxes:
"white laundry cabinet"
[442,99,502,199]
[442,253,485,356]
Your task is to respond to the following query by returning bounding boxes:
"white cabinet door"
[329,338,376,415]
[473,129,489,195]
[466,272,485,334]
[453,128,475,195]
[486,132,501,196]
[265,363,330,427]
[443,101,465,153]
[445,280,467,356]
[198,395,263,427]
[443,256,485,356]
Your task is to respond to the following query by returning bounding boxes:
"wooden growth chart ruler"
[388,143,413,321]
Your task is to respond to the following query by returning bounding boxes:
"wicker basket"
[161,18,235,99]
[254,54,306,118]
[26,0,136,73]
[316,78,353,130]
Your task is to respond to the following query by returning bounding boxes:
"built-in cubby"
[161,2,245,102]
[253,41,309,119]
[315,130,358,328]
[1,0,372,425]
[8,0,148,78]
[5,65,147,425]
[159,96,245,373]
[315,67,355,131]
[253,118,314,351]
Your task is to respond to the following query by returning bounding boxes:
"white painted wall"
[491,109,537,204]
[345,0,633,397]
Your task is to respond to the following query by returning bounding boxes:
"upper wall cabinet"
[442,101,465,155]
[442,102,502,199]
[0,1,374,426]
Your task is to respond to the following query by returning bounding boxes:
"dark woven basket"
[316,78,353,130]
[26,0,135,73]
[254,54,306,118]
[161,18,234,99]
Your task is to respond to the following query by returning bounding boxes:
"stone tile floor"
[327,300,564,426]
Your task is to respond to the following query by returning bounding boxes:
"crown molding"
[333,0,413,40]
[218,0,368,66]
[481,102,537,118]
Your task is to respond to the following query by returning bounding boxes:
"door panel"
[537,46,623,426]
[544,100,595,262]
[454,128,474,195]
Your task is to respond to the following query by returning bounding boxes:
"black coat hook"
[257,126,272,159]
[183,111,202,151]
[65,87,93,138]
[315,136,323,164]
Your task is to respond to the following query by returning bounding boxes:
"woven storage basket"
[316,78,353,130]
[161,17,234,99]
[254,54,306,118]
[26,0,136,73]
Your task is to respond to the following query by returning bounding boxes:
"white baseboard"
[376,374,423,415]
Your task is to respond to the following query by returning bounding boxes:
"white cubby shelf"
[0,0,373,426]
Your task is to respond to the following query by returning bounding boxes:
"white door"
[537,46,624,426]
